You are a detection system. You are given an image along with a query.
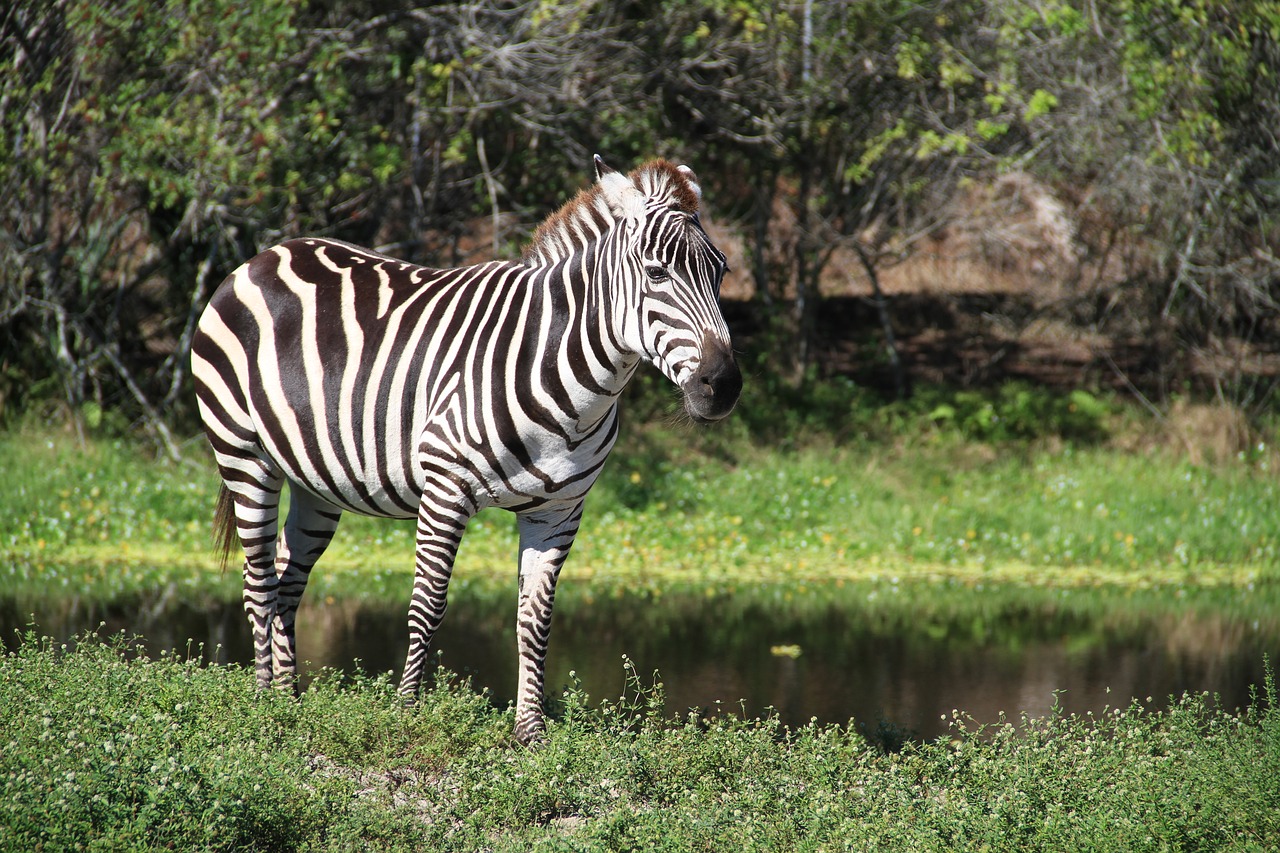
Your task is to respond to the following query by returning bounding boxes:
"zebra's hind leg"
[513,501,584,746]
[398,474,478,705]
[219,461,285,690]
[271,486,342,694]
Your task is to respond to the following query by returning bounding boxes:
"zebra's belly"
[273,432,611,519]
[429,434,612,511]
[278,457,422,520]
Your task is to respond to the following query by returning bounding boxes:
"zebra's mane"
[522,160,701,266]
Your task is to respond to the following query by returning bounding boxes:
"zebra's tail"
[213,484,239,574]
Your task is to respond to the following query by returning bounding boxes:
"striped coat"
[192,157,741,744]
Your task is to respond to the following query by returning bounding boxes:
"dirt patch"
[710,174,1279,401]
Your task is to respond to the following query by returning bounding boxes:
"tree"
[0,0,400,449]
[983,0,1280,409]
[3,0,1278,438]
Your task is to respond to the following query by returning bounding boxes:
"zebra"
[191,156,742,745]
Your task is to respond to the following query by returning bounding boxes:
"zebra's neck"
[520,193,640,366]
[517,192,647,430]
[527,242,640,422]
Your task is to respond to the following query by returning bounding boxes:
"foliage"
[912,384,1110,443]
[1,632,1277,849]
[3,1,1279,436]
[0,0,412,449]
[0,631,505,849]
[985,0,1280,411]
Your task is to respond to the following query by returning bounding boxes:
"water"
[3,589,1275,741]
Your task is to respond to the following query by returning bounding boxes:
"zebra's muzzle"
[682,339,742,423]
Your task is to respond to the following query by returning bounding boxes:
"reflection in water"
[3,589,1276,741]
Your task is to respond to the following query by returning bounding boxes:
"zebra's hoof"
[271,677,299,698]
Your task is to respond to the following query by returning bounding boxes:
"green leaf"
[1023,88,1058,122]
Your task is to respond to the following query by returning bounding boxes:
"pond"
[3,585,1276,741]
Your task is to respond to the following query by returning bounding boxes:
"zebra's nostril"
[683,343,741,422]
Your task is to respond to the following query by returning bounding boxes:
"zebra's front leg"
[271,488,342,694]
[513,501,584,746]
[398,478,477,703]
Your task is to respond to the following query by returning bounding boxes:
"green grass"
[3,410,1279,848]
[1,631,1276,851]
[1,425,1277,606]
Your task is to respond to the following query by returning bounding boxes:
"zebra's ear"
[593,154,615,182]
[676,165,702,203]
[594,154,646,226]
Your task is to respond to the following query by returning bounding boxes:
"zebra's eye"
[645,265,670,282]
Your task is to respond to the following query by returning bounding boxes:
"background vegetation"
[3,0,1279,450]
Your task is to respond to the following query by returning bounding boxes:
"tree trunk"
[854,243,909,400]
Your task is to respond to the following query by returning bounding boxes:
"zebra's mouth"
[680,341,742,423]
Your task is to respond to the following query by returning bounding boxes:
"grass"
[2,400,1279,848]
[1,631,1276,851]
[1,424,1278,608]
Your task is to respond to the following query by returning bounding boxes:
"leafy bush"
[916,384,1111,442]
[623,367,1112,448]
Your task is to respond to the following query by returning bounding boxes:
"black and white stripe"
[192,156,741,745]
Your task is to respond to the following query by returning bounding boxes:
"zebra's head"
[594,156,742,423]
